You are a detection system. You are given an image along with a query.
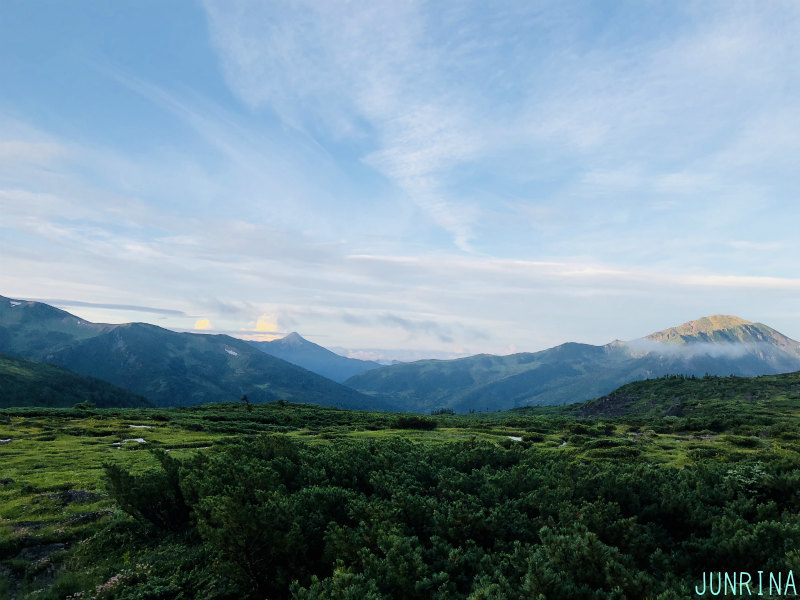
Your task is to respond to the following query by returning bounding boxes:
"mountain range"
[247,332,382,383]
[345,315,800,412]
[3,293,800,414]
[0,295,379,410]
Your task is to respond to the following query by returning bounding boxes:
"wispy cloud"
[0,140,67,166]
[201,1,800,262]
[203,0,494,249]
[729,241,784,252]
[33,298,189,317]
[4,1,800,355]
[624,339,753,360]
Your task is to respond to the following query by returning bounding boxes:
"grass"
[2,394,800,598]
[0,409,227,599]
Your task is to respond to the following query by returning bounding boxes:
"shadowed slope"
[0,296,382,410]
[0,350,152,408]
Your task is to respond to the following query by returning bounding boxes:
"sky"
[2,1,800,360]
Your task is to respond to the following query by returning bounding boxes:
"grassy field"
[2,383,800,599]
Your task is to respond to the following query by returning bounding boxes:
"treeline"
[92,435,800,599]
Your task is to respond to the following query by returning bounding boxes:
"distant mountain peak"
[282,332,306,344]
[646,315,756,343]
[247,332,382,383]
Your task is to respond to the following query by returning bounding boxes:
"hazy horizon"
[6,292,798,364]
[3,2,800,357]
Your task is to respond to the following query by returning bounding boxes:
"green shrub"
[724,435,763,448]
[391,416,437,430]
[104,449,191,532]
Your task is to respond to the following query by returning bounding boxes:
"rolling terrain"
[0,295,380,410]
[345,315,800,412]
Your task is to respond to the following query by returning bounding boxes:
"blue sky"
[2,1,800,359]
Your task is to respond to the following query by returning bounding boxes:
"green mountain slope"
[345,343,608,412]
[345,316,800,412]
[248,332,382,382]
[0,351,152,408]
[572,370,800,422]
[46,323,382,409]
[0,295,113,356]
[0,296,381,410]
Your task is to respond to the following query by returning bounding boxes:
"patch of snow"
[0,439,11,444]
[112,438,147,446]
[128,424,152,429]
[167,446,211,453]
[506,436,523,442]
[9,301,21,307]
[224,348,239,356]
[559,440,567,447]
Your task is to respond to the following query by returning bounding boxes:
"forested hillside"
[0,351,152,408]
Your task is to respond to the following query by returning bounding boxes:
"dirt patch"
[15,542,66,563]
[676,434,718,443]
[64,509,113,525]
[48,490,103,505]
[12,520,48,532]
[11,509,111,535]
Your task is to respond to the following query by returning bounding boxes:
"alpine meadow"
[3,2,800,600]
